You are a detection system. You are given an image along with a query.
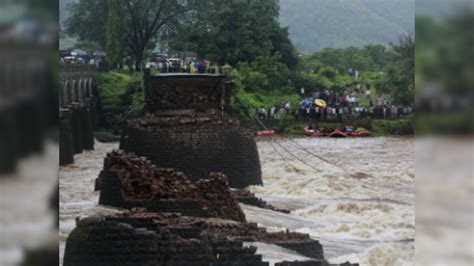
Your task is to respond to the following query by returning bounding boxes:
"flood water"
[249,137,414,265]
[59,137,415,266]
[0,143,58,266]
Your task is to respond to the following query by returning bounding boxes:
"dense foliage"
[163,0,299,93]
[416,12,473,96]
[383,35,415,106]
[96,71,143,133]
[294,41,414,106]
[105,0,124,68]
[162,0,415,107]
[415,6,473,134]
[63,0,415,134]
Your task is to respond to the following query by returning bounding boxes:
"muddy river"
[59,137,415,265]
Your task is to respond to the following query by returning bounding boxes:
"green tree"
[65,0,108,48]
[362,44,389,71]
[106,0,122,68]
[385,34,415,105]
[437,8,474,95]
[164,0,299,92]
[165,0,297,66]
[319,67,337,79]
[65,0,193,70]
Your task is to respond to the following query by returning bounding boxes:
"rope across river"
[236,96,344,172]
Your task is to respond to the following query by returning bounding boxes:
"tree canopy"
[384,34,415,105]
[64,0,414,105]
[164,0,298,68]
[65,0,194,70]
[304,45,391,74]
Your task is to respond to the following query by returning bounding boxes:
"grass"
[234,87,302,109]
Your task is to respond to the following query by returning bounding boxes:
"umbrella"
[314,99,327,108]
[300,98,313,106]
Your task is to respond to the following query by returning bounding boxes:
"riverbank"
[252,117,414,137]
[94,70,414,138]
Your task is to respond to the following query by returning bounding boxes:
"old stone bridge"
[59,63,98,166]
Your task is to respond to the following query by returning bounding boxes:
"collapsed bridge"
[64,70,357,266]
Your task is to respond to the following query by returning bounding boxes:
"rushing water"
[59,137,414,266]
[248,137,415,265]
[0,142,58,266]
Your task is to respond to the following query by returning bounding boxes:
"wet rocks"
[232,188,291,213]
[114,210,325,260]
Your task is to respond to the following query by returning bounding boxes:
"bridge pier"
[0,105,18,173]
[80,101,94,150]
[70,103,83,154]
[59,109,74,166]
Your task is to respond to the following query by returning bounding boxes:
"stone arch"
[71,80,78,102]
[83,77,91,98]
[78,78,84,101]
[87,77,93,98]
[63,80,71,105]
[80,78,87,98]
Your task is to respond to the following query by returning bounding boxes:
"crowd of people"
[146,55,220,74]
[255,89,413,122]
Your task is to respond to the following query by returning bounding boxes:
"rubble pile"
[132,112,249,133]
[64,217,268,266]
[97,150,246,222]
[194,173,247,222]
[115,210,323,260]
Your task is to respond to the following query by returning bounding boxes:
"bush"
[384,116,415,135]
[96,71,143,133]
[319,67,337,79]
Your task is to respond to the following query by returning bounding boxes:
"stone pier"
[120,71,262,188]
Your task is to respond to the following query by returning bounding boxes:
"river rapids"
[59,137,415,266]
